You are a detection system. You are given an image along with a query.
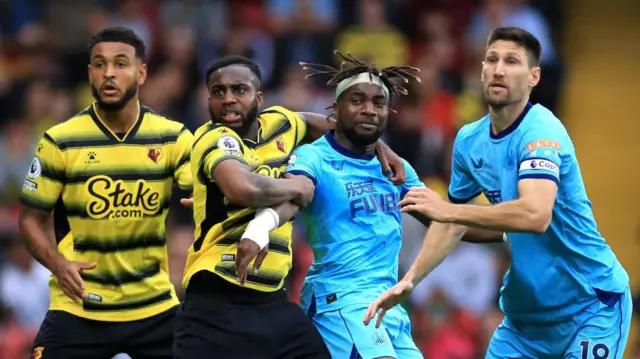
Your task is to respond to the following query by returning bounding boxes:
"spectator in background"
[0,233,50,329]
[336,0,409,68]
[263,65,332,114]
[267,0,338,73]
[0,121,36,204]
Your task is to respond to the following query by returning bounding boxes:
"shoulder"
[453,115,489,151]
[519,105,571,145]
[193,123,243,152]
[44,107,95,144]
[260,105,302,123]
[141,106,189,135]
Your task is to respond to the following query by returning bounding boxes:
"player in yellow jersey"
[173,55,407,359]
[18,27,192,359]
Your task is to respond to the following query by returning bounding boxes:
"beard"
[91,83,138,112]
[340,122,384,148]
[209,98,260,136]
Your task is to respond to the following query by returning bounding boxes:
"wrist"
[443,202,458,223]
[243,208,280,250]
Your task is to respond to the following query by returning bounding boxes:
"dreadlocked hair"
[299,50,421,105]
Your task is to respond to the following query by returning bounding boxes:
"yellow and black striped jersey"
[20,102,193,322]
[183,106,307,292]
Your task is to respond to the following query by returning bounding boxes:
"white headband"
[335,72,390,100]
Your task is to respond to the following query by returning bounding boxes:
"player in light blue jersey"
[365,27,631,359]
[238,51,503,359]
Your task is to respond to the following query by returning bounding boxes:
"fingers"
[235,253,249,286]
[364,301,380,325]
[398,197,415,207]
[375,308,388,328]
[67,271,87,301]
[78,262,97,271]
[180,198,194,208]
[380,158,392,176]
[400,204,419,213]
[60,285,81,303]
[253,248,268,274]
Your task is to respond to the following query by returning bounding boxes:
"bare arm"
[297,112,336,143]
[446,179,557,233]
[18,206,63,272]
[403,221,468,286]
[212,160,311,208]
[409,211,504,243]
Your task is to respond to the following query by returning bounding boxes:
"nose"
[222,89,236,105]
[493,60,507,78]
[103,64,116,80]
[361,101,376,116]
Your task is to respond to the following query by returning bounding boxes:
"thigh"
[319,304,398,359]
[123,307,177,359]
[32,311,115,359]
[563,290,632,359]
[485,319,533,359]
[273,301,331,359]
[383,307,423,359]
[172,294,267,359]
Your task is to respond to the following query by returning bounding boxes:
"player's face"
[481,40,540,108]
[88,42,146,111]
[208,65,263,134]
[333,83,389,147]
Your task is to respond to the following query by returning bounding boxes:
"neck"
[489,98,529,135]
[244,120,260,142]
[333,130,376,155]
[95,99,139,133]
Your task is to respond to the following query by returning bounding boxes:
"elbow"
[527,210,552,234]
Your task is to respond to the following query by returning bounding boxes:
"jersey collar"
[489,102,533,140]
[325,130,375,161]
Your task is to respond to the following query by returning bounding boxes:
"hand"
[375,140,406,185]
[52,258,97,303]
[363,280,414,328]
[180,197,193,208]
[288,174,315,207]
[235,238,269,286]
[399,187,452,223]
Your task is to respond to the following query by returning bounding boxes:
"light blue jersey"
[450,103,631,358]
[285,131,423,359]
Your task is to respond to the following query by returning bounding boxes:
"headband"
[335,72,390,100]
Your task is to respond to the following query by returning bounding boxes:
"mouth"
[489,83,507,92]
[101,83,119,96]
[355,122,379,131]
[221,110,242,123]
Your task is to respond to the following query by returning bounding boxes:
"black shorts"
[32,306,177,359]
[173,271,330,359]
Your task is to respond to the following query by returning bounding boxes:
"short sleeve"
[400,160,425,198]
[262,105,308,146]
[172,126,194,191]
[284,144,319,185]
[20,133,65,212]
[517,128,563,185]
[195,127,248,182]
[448,135,482,204]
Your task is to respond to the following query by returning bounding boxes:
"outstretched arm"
[213,160,313,208]
[408,212,504,243]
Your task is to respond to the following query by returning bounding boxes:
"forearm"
[18,212,63,272]
[446,199,547,233]
[298,112,336,142]
[411,212,503,243]
[236,174,301,208]
[403,222,466,286]
[270,201,301,227]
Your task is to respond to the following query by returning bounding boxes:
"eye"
[213,89,224,97]
[351,99,361,105]
[116,62,127,68]
[234,87,246,94]
[94,62,105,68]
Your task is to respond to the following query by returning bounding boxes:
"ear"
[256,90,264,108]
[480,61,486,83]
[138,63,148,86]
[87,64,92,85]
[331,102,339,117]
[529,66,541,88]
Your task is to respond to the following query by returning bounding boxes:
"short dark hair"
[301,50,420,110]
[205,55,262,87]
[487,27,542,67]
[88,27,146,60]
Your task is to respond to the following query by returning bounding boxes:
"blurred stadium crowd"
[0,0,622,358]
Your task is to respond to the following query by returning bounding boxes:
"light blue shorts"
[486,287,632,359]
[311,303,423,359]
